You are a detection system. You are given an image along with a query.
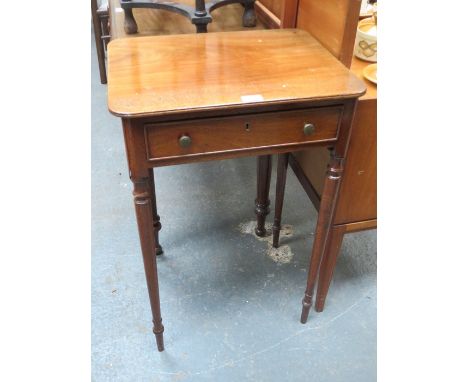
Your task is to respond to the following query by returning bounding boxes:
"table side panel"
[334,97,376,224]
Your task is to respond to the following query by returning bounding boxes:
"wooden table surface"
[107,29,366,118]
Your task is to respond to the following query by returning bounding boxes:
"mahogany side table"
[107,29,365,351]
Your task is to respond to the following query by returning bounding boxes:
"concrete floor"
[92,32,377,382]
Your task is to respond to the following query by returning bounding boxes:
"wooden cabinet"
[260,0,377,311]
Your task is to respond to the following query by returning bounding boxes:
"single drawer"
[144,106,343,161]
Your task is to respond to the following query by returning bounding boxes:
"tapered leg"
[123,7,138,34]
[315,225,346,312]
[255,155,272,237]
[272,153,289,248]
[242,0,257,27]
[148,169,163,256]
[132,177,164,351]
[301,155,343,324]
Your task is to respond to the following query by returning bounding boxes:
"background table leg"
[255,155,272,237]
[301,155,343,324]
[272,153,289,248]
[132,177,165,351]
[148,169,163,256]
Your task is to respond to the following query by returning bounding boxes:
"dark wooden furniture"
[107,29,365,350]
[258,0,376,313]
[120,0,257,34]
[92,0,111,84]
[294,57,377,312]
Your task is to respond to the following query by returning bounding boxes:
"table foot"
[153,319,165,351]
[255,155,272,237]
[300,294,312,323]
[272,153,288,248]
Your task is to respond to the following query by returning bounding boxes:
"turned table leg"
[255,155,272,237]
[148,169,163,256]
[301,154,344,324]
[314,225,346,312]
[132,177,165,351]
[272,153,289,248]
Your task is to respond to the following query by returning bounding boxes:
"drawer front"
[145,106,342,161]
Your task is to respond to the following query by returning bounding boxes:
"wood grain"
[107,29,366,118]
[296,0,361,67]
[144,106,342,161]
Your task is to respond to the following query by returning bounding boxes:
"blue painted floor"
[92,32,376,382]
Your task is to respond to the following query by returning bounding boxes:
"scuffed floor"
[238,221,295,264]
[92,32,377,382]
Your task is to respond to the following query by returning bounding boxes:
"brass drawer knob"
[303,123,316,136]
[179,135,192,148]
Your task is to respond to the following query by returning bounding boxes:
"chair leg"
[272,153,289,248]
[91,0,107,84]
[314,225,346,312]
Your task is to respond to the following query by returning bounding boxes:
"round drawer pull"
[179,135,192,148]
[303,123,316,136]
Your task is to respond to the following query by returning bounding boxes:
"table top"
[107,29,366,118]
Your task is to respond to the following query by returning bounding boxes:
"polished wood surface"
[296,0,361,67]
[109,0,266,40]
[107,29,366,118]
[109,29,365,349]
[144,106,342,165]
[280,0,299,28]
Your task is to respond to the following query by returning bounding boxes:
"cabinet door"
[334,97,376,224]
